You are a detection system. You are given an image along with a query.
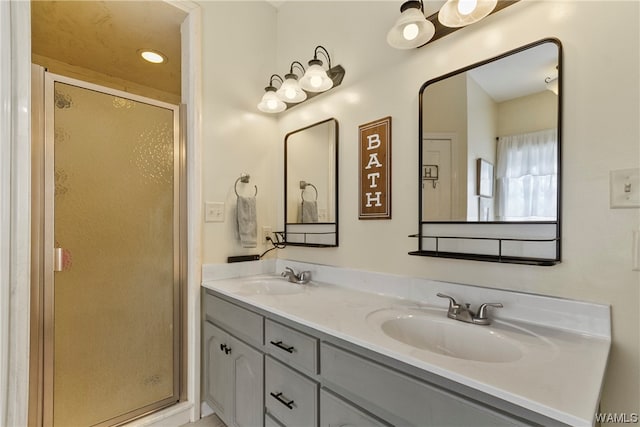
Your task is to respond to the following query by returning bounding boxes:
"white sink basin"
[236,276,306,296]
[368,307,549,363]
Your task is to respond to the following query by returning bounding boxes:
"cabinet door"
[320,389,390,427]
[203,322,232,422]
[229,336,264,427]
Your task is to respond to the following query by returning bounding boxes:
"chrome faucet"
[436,293,502,325]
[281,267,312,285]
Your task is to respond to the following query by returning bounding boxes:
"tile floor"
[180,414,226,427]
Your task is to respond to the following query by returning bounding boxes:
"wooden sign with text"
[359,117,391,219]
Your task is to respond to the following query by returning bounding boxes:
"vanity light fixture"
[438,0,498,28]
[387,0,518,49]
[387,1,435,49]
[258,46,346,114]
[138,49,167,64]
[276,61,307,103]
[299,46,334,92]
[257,74,287,113]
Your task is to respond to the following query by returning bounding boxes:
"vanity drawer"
[265,319,318,375]
[203,292,263,346]
[265,356,318,427]
[320,343,521,427]
[320,388,390,427]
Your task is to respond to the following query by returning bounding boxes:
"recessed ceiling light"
[138,49,166,64]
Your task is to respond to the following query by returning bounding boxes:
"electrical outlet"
[262,226,272,243]
[205,202,225,222]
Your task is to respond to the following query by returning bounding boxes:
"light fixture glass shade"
[300,61,333,92]
[257,88,286,113]
[438,0,497,28]
[387,3,435,49]
[276,74,307,103]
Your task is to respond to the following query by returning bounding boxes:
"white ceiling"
[468,42,559,102]
[31,1,186,97]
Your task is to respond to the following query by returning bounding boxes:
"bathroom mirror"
[284,118,338,247]
[413,39,562,265]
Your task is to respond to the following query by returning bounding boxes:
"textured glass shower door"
[45,75,181,426]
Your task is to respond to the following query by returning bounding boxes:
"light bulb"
[403,23,419,41]
[310,75,323,88]
[457,0,477,15]
[267,99,277,109]
[139,50,166,64]
[285,88,296,99]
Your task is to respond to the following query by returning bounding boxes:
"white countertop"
[202,263,610,426]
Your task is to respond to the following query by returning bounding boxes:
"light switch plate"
[205,202,225,222]
[610,168,640,208]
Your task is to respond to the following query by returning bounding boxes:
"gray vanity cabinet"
[320,389,390,427]
[321,343,522,426]
[202,289,553,427]
[202,292,265,427]
[202,321,264,427]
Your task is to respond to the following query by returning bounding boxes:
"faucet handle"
[436,293,461,312]
[475,303,503,321]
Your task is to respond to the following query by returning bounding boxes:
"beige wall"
[199,0,639,417]
[466,75,498,220]
[498,90,557,136]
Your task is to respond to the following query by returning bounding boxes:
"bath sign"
[359,116,391,219]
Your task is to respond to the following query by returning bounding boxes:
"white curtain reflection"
[496,129,557,221]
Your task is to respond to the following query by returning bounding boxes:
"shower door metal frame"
[36,71,185,427]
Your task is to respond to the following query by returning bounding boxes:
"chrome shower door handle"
[54,247,64,272]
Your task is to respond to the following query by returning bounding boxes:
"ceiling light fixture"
[257,74,287,113]
[387,1,435,49]
[257,46,345,114]
[438,0,498,28]
[545,76,559,95]
[138,49,167,64]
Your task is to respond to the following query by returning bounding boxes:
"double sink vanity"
[200,36,609,427]
[201,261,610,427]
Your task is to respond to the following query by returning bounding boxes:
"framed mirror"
[412,38,562,265]
[284,118,338,247]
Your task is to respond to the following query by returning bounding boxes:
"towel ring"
[299,180,318,202]
[235,173,258,197]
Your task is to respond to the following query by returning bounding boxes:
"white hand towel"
[301,200,318,223]
[236,196,257,248]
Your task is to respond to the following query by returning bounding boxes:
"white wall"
[200,1,279,262]
[270,0,639,416]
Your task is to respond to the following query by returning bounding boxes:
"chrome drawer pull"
[270,340,295,353]
[270,391,294,410]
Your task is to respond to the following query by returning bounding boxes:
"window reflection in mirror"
[284,118,338,247]
[421,40,560,223]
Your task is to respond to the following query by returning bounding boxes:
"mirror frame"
[284,117,339,247]
[411,38,562,266]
